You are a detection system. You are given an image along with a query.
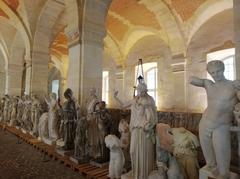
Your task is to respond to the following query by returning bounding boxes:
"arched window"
[146,67,158,102]
[52,80,59,98]
[102,71,109,104]
[207,48,235,80]
[135,62,158,104]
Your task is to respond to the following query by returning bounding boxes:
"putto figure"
[190,60,240,179]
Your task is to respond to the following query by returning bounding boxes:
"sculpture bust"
[189,60,240,179]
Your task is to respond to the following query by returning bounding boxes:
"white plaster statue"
[190,60,240,179]
[45,93,59,140]
[3,95,10,123]
[86,87,99,158]
[114,82,157,179]
[16,96,25,126]
[105,134,125,179]
[22,95,32,131]
[172,127,200,179]
[0,97,5,122]
[233,91,240,157]
[148,123,183,179]
[118,118,130,150]
[31,94,41,136]
[9,96,18,126]
[38,112,49,140]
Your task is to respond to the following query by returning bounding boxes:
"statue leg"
[212,125,230,178]
[199,122,217,168]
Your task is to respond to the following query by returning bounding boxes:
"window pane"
[52,80,59,98]
[147,69,155,89]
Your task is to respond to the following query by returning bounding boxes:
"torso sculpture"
[115,82,157,179]
[172,127,200,179]
[105,134,125,179]
[190,60,240,179]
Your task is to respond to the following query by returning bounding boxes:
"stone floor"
[0,129,85,179]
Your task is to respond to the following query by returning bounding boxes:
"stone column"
[24,57,32,95]
[171,55,186,111]
[31,51,50,96]
[234,0,240,79]
[6,64,23,96]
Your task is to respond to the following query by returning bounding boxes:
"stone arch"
[140,0,185,56]
[187,0,232,47]
[31,0,66,95]
[186,9,233,111]
[0,0,31,59]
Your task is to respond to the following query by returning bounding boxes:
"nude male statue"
[190,60,240,179]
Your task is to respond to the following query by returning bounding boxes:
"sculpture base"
[90,160,109,168]
[199,166,239,179]
[56,148,73,157]
[21,129,27,134]
[70,156,88,164]
[121,171,133,179]
[56,139,64,147]
[43,138,56,146]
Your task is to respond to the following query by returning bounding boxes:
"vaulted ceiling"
[104,0,232,66]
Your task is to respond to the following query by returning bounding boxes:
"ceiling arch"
[186,0,232,47]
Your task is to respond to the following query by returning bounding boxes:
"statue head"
[90,87,96,96]
[207,60,225,82]
[64,88,73,99]
[136,82,148,96]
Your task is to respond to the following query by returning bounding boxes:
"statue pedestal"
[199,166,239,179]
[43,138,56,146]
[121,171,133,179]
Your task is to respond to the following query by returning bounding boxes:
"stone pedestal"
[43,138,56,146]
[199,166,239,179]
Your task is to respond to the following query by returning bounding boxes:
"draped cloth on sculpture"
[86,95,99,158]
[130,95,157,179]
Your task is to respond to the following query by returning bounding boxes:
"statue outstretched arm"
[113,91,131,109]
[189,76,205,87]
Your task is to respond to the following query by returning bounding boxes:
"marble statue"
[31,94,41,136]
[9,96,18,126]
[3,95,10,123]
[148,123,183,179]
[105,134,125,179]
[95,101,111,161]
[74,116,88,160]
[0,97,5,121]
[86,87,99,158]
[118,118,130,150]
[22,95,32,130]
[190,60,240,179]
[38,112,49,140]
[61,88,77,150]
[45,93,59,140]
[172,127,200,179]
[233,91,240,157]
[114,82,157,179]
[16,96,25,127]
